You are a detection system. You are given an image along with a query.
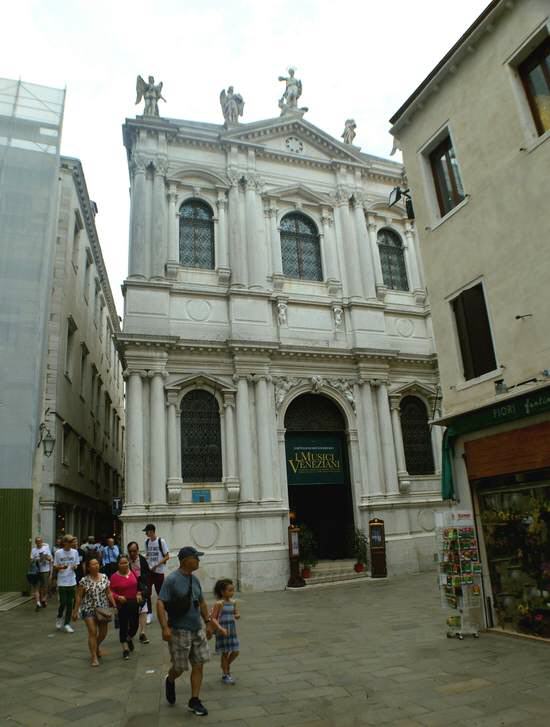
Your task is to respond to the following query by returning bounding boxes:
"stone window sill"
[524,128,550,154]
[429,195,470,232]
[454,366,505,392]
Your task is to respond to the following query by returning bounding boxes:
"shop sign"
[192,489,211,503]
[448,385,550,438]
[286,435,345,486]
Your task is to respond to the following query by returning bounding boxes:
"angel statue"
[135,75,166,117]
[219,86,244,126]
[342,119,357,145]
[278,67,307,115]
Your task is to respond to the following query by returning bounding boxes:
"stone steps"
[0,593,32,611]
[303,559,369,586]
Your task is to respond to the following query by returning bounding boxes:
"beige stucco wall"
[393,1,550,417]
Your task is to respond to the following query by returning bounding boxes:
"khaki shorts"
[168,628,210,673]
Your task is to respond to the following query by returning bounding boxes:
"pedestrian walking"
[30,536,52,610]
[110,555,146,660]
[211,579,240,684]
[157,547,213,717]
[70,537,85,583]
[101,537,120,577]
[53,534,80,633]
[127,541,151,644]
[72,557,116,667]
[143,523,170,624]
[81,535,102,570]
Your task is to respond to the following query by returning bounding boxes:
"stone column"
[222,393,239,501]
[359,381,384,496]
[404,223,423,291]
[336,191,363,298]
[235,375,254,501]
[366,215,385,293]
[166,395,183,504]
[125,371,144,504]
[129,154,147,278]
[277,427,290,509]
[353,202,377,299]
[151,159,167,278]
[375,381,399,495]
[255,375,274,501]
[320,209,340,284]
[167,185,179,263]
[149,372,167,504]
[228,176,246,286]
[246,176,266,289]
[267,203,283,279]
[39,500,57,546]
[390,396,409,478]
[216,192,229,270]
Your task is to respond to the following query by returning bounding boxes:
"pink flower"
[534,614,544,622]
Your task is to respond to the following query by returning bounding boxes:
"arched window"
[179,199,215,269]
[400,396,435,475]
[377,228,409,291]
[180,390,222,482]
[280,213,322,281]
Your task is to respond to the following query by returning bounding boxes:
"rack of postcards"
[436,511,483,639]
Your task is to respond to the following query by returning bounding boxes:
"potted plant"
[299,525,318,578]
[351,527,368,572]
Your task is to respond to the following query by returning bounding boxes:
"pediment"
[169,165,229,189]
[265,183,330,207]
[221,116,364,165]
[165,373,235,392]
[389,381,437,400]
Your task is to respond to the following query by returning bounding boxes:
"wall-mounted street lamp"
[37,423,56,458]
[389,186,415,220]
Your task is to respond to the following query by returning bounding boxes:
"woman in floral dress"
[72,557,116,666]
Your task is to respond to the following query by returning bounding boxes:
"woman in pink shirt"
[110,554,144,659]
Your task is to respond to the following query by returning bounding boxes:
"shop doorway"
[284,394,354,560]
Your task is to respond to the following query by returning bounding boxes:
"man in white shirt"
[143,523,170,624]
[30,536,52,610]
[53,534,80,633]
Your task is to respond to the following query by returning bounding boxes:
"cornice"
[60,157,121,336]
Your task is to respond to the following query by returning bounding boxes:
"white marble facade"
[120,106,442,591]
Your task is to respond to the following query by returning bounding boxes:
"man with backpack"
[143,523,170,624]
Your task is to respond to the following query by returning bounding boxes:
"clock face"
[285,136,303,154]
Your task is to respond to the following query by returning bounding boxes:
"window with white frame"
[429,134,465,216]
[64,317,77,380]
[518,36,550,136]
[377,228,409,291]
[280,212,322,281]
[180,390,222,482]
[179,199,215,269]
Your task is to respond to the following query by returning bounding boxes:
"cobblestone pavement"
[1,571,550,727]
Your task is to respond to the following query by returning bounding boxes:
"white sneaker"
[146,613,153,625]
[55,617,63,630]
[63,624,74,633]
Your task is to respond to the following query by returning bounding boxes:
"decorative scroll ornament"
[273,375,356,412]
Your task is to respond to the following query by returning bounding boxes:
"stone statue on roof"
[135,75,166,117]
[278,67,308,116]
[342,119,357,145]
[220,86,244,126]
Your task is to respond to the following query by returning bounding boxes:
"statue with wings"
[219,86,244,126]
[135,75,166,117]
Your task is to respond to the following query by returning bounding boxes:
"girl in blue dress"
[211,578,240,684]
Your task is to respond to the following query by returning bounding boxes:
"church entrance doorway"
[284,394,354,560]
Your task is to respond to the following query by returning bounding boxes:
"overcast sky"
[5,0,487,314]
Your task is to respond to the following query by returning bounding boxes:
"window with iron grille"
[280,212,322,281]
[180,390,222,482]
[400,396,435,475]
[179,199,215,269]
[377,228,409,291]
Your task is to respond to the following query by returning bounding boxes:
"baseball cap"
[178,546,204,560]
[142,523,156,532]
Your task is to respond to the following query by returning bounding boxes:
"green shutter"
[0,489,33,592]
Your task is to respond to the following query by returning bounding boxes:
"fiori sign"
[285,435,345,485]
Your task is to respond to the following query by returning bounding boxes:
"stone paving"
[1,572,550,727]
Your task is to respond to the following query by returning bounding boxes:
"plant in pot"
[299,525,318,578]
[351,527,368,572]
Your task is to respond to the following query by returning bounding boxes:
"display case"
[436,511,483,639]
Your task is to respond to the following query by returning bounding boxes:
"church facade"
[120,77,442,591]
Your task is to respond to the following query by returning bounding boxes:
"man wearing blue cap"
[157,546,213,717]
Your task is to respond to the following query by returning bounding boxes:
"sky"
[4,0,488,314]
